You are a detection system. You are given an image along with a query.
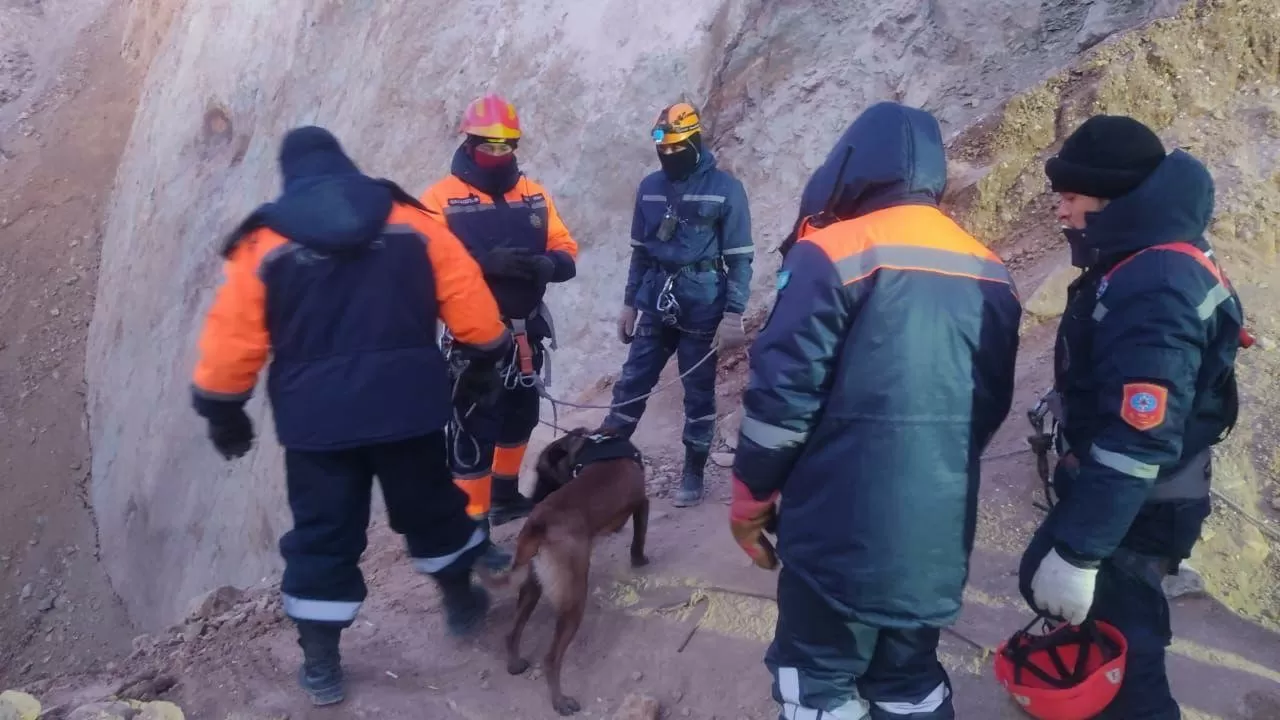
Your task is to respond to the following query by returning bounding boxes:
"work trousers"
[278,431,483,626]
[448,343,543,518]
[765,567,956,720]
[602,313,718,451]
[1019,516,1182,719]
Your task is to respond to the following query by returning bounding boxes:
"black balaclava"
[658,133,703,182]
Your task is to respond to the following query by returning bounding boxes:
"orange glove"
[729,475,780,570]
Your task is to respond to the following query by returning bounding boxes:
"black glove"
[479,247,532,279]
[208,408,254,460]
[527,254,556,285]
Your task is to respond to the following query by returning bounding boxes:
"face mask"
[1062,227,1098,269]
[474,149,516,170]
[658,145,699,181]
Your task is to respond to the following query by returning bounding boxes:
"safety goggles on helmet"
[993,617,1128,720]
[475,139,515,156]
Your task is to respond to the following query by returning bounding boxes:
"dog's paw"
[630,554,650,568]
[553,694,581,716]
[506,657,530,675]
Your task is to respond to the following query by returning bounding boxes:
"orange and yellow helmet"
[461,93,522,141]
[652,102,702,146]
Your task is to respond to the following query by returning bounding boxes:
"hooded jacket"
[732,102,1022,628]
[1049,149,1245,564]
[191,127,508,450]
[624,146,754,330]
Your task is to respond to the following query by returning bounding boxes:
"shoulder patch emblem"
[1121,383,1168,431]
[529,213,543,229]
[776,270,791,292]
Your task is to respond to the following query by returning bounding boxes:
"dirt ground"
[0,4,141,682]
[16,382,1280,719]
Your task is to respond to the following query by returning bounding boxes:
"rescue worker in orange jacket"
[419,93,580,547]
[191,126,511,707]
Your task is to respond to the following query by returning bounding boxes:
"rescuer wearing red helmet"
[419,93,580,566]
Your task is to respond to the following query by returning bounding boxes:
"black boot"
[295,620,345,706]
[672,446,708,508]
[433,569,491,637]
[474,516,515,571]
[490,475,534,527]
[428,536,492,636]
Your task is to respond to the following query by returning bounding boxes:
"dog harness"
[571,434,644,478]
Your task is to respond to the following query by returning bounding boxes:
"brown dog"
[477,426,649,716]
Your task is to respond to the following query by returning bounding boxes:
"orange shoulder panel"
[389,203,508,350]
[191,228,285,399]
[804,204,1011,288]
[521,177,578,260]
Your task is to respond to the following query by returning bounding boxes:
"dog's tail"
[474,516,547,590]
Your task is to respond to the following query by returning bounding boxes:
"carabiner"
[656,275,681,326]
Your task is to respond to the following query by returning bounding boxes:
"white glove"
[715,312,747,351]
[1030,548,1098,625]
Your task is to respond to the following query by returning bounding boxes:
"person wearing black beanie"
[1015,114,1250,719]
[1045,115,1167,200]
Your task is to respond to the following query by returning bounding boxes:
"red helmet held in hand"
[993,617,1128,720]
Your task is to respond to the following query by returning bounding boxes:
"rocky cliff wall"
[85,0,1181,626]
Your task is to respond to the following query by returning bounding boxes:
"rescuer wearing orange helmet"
[419,93,580,563]
[601,101,754,507]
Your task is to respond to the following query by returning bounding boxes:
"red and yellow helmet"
[652,102,702,146]
[993,618,1128,720]
[461,93,521,141]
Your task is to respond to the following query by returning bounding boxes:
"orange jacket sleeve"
[544,192,579,261]
[191,230,279,402]
[538,188,578,282]
[391,205,509,353]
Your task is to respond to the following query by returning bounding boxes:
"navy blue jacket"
[624,148,754,329]
[1049,150,1245,564]
[733,102,1023,628]
[192,128,509,451]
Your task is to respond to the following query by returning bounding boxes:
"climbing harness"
[503,318,540,389]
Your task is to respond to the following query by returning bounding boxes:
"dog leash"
[533,341,722,439]
[450,334,724,461]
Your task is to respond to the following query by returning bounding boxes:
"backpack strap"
[1095,242,1245,338]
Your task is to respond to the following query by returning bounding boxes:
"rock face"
[86,0,1181,626]
[1023,263,1078,320]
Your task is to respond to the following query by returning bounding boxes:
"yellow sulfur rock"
[0,692,41,720]
[138,701,186,720]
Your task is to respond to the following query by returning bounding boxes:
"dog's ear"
[532,434,580,503]
[536,438,572,483]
